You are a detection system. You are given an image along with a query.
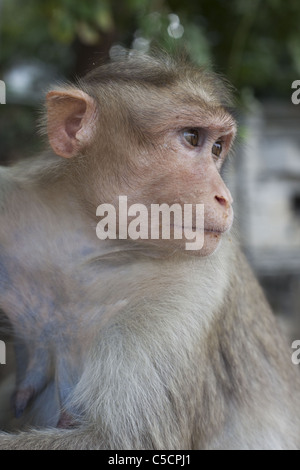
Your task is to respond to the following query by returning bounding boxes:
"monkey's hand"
[11,300,128,425]
[12,340,51,419]
[11,338,79,426]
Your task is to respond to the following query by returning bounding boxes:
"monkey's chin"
[198,231,223,257]
[176,231,222,258]
[164,231,225,258]
[133,230,228,258]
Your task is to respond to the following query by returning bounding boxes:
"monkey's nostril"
[215,195,228,207]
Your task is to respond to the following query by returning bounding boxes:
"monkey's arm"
[0,426,104,450]
[204,250,300,450]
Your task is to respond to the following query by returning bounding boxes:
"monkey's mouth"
[170,224,228,234]
[204,228,225,234]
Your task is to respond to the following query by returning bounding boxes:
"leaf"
[76,22,100,45]
[49,9,76,44]
[94,5,114,32]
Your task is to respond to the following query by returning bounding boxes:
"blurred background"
[0,0,299,340]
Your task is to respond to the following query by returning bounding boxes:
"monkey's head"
[46,52,236,257]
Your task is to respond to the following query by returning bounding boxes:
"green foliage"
[1,0,300,162]
[1,0,300,95]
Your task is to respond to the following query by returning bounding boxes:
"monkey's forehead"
[81,54,234,108]
[88,80,232,109]
[79,80,236,135]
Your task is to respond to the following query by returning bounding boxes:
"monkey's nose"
[215,195,230,208]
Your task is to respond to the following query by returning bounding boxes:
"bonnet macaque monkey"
[0,52,299,450]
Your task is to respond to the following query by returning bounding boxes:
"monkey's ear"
[46,89,98,158]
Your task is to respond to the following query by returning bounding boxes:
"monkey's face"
[46,80,236,257]
[101,89,236,257]
[121,121,235,257]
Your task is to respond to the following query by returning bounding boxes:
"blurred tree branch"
[1,0,300,162]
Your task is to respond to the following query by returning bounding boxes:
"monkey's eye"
[212,140,222,157]
[183,129,199,147]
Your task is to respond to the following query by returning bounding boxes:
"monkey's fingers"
[57,410,77,429]
[13,351,50,418]
[12,386,35,419]
[13,370,50,418]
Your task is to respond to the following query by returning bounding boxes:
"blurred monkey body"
[0,52,299,449]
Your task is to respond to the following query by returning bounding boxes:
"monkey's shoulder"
[0,166,17,212]
[0,161,40,215]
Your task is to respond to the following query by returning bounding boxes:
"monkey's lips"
[170,225,230,234]
[204,228,226,234]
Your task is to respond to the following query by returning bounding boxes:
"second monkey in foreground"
[0,52,299,449]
